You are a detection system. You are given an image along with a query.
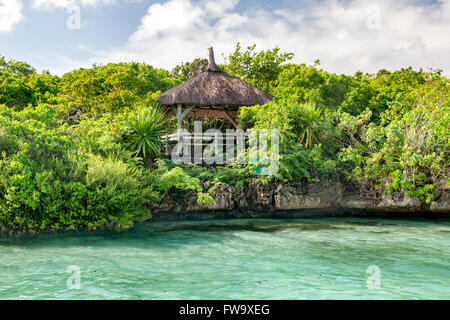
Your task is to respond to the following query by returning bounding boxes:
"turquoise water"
[1,217,449,299]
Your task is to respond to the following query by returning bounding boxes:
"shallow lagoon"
[1,217,449,299]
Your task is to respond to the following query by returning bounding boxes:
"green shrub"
[0,106,158,233]
[153,159,215,205]
[339,78,449,201]
[239,100,336,182]
[84,155,158,229]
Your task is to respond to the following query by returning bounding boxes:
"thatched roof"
[158,47,274,107]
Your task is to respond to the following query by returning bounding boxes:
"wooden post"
[173,104,183,156]
[165,131,170,156]
[223,109,238,128]
[173,104,194,154]
[175,104,183,131]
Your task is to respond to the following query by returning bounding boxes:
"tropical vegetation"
[0,43,448,235]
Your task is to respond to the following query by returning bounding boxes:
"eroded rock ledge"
[153,180,450,220]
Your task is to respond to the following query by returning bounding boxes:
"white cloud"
[93,0,450,75]
[32,0,120,9]
[0,0,23,32]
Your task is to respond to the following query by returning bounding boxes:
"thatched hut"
[158,47,274,129]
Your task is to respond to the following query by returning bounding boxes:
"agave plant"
[298,102,322,148]
[125,106,170,161]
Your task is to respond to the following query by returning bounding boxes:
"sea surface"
[1,217,449,299]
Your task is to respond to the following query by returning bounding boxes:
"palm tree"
[125,105,170,162]
[298,102,322,148]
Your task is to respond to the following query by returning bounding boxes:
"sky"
[0,0,449,75]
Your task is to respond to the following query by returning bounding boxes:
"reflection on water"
[0,217,449,299]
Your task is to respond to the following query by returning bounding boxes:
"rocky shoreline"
[152,180,450,221]
[2,180,448,237]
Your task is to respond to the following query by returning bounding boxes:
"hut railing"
[161,131,252,165]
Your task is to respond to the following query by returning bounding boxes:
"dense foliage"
[0,105,158,232]
[0,43,448,234]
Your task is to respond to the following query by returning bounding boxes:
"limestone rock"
[274,181,343,210]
